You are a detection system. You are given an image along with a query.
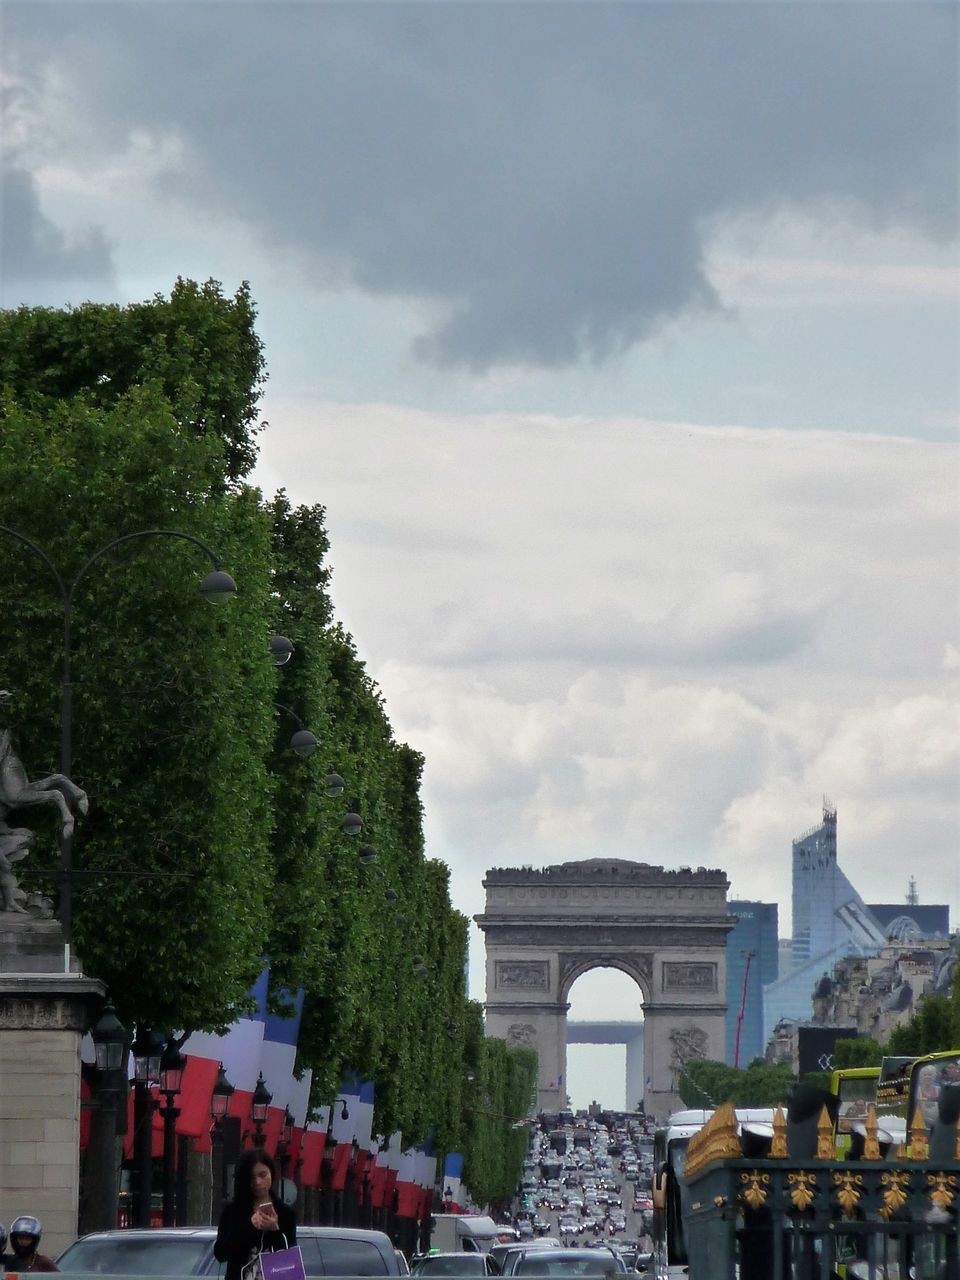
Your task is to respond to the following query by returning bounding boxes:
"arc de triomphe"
[475,859,734,1119]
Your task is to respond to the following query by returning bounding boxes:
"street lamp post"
[84,1002,131,1233]
[250,1073,273,1148]
[277,1105,294,1186]
[0,524,236,967]
[159,1038,185,1226]
[131,1026,164,1227]
[210,1063,235,1222]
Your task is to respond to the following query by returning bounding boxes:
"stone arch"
[559,954,651,1006]
[475,858,733,1120]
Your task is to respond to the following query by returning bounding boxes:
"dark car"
[56,1227,405,1276]
[411,1253,496,1277]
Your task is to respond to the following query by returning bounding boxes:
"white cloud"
[252,400,960,970]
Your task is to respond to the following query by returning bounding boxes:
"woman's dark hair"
[231,1149,278,1208]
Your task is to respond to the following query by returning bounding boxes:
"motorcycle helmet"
[9,1216,41,1258]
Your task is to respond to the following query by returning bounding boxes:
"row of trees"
[0,280,536,1202]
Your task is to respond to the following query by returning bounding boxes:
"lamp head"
[199,570,237,605]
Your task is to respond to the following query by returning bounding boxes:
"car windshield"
[57,1237,212,1275]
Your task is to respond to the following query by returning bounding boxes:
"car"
[507,1247,627,1276]
[412,1254,496,1277]
[489,1241,561,1274]
[56,1227,406,1276]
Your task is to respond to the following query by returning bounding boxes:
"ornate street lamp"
[269,635,295,666]
[341,812,363,837]
[250,1073,273,1146]
[273,702,318,758]
[210,1063,235,1219]
[277,1106,295,1184]
[159,1038,185,1226]
[131,1027,164,1227]
[83,1003,132,1233]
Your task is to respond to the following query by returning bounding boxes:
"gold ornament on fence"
[833,1170,864,1219]
[787,1170,817,1211]
[739,1170,770,1211]
[927,1172,958,1212]
[771,1107,787,1158]
[879,1170,910,1220]
[816,1105,835,1159]
[909,1106,929,1161]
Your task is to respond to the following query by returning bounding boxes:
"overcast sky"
[3,0,958,1110]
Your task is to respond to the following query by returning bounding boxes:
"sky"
[2,0,959,1112]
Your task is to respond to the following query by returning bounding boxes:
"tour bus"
[829,1065,880,1155]
[908,1048,960,1131]
[651,1108,776,1277]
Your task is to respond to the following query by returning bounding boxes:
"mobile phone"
[258,1203,273,1210]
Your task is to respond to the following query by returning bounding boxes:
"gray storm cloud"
[0,164,114,302]
[3,2,957,367]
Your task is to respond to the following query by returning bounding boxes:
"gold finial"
[909,1106,929,1161]
[685,1102,741,1179]
[771,1106,788,1158]
[863,1104,881,1160]
[816,1104,835,1159]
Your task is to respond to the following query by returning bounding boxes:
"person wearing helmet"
[6,1217,58,1272]
[0,1222,9,1267]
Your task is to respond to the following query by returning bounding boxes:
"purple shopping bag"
[260,1245,306,1280]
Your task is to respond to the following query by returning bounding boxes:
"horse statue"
[0,691,88,913]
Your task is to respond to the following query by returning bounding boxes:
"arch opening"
[566,967,645,1113]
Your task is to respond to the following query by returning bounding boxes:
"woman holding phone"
[214,1149,297,1280]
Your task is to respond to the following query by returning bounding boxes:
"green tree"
[0,385,276,1031]
[833,1038,884,1069]
[678,1057,795,1109]
[0,278,265,481]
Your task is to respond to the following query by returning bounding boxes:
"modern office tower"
[725,901,779,1067]
[762,803,887,1044]
[790,804,886,964]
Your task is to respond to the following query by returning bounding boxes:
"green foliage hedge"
[0,281,531,1204]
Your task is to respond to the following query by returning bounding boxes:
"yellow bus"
[829,1065,880,1155]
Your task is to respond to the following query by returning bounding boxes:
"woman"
[214,1150,297,1280]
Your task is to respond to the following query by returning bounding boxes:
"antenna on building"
[907,876,919,906]
[822,795,836,822]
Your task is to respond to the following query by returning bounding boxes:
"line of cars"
[513,1114,656,1274]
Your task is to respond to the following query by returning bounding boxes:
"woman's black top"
[213,1198,297,1280]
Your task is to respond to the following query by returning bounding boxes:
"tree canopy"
[0,281,531,1197]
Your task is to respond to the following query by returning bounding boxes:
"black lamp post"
[210,1062,235,1221]
[159,1038,185,1226]
[277,1105,295,1186]
[0,524,236,964]
[250,1073,273,1147]
[84,1002,131,1233]
[131,1026,164,1227]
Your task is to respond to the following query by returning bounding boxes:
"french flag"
[254,990,306,1157]
[327,1082,362,1191]
[378,1132,402,1212]
[181,967,270,1154]
[442,1153,465,1211]
[394,1148,420,1218]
